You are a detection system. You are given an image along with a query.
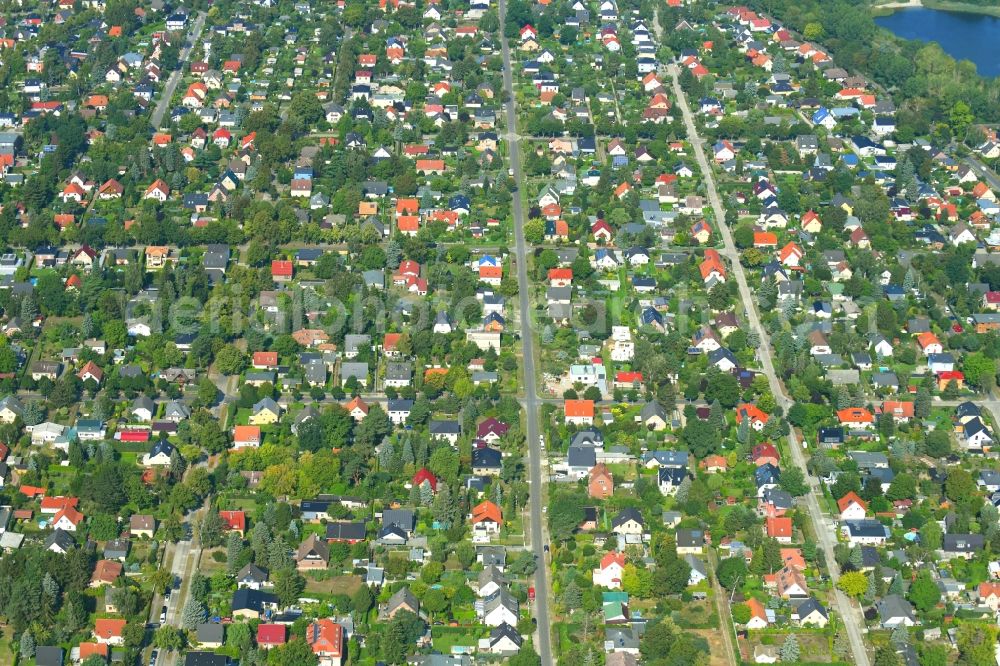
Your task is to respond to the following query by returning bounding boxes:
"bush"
[212,551,226,563]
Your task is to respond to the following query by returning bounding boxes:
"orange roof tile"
[564,399,594,418]
[472,500,502,524]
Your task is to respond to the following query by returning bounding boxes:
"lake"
[875,7,1000,76]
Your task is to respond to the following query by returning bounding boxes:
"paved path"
[667,63,872,666]
[707,550,739,665]
[157,477,214,666]
[498,0,553,662]
[150,12,206,129]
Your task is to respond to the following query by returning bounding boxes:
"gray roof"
[640,401,666,421]
[203,244,230,270]
[612,507,644,529]
[132,395,155,413]
[385,362,412,381]
[103,538,130,557]
[383,508,415,532]
[252,397,280,414]
[567,445,596,468]
[0,395,23,415]
[676,528,704,548]
[196,622,225,643]
[44,528,74,551]
[684,554,707,577]
[605,626,641,650]
[362,270,384,287]
[848,451,889,468]
[942,534,984,552]
[478,565,506,589]
[388,586,419,613]
[490,622,522,648]
[325,521,366,541]
[484,587,518,615]
[429,420,460,434]
[164,400,191,419]
[340,362,368,381]
[472,447,502,469]
[36,646,64,666]
[876,594,915,623]
[795,596,828,619]
[843,519,889,538]
[344,334,371,352]
[761,487,794,510]
[237,563,269,583]
[642,450,688,467]
[305,358,326,383]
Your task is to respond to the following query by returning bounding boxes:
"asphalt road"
[147,377,234,666]
[150,12,207,130]
[965,155,1000,192]
[668,64,872,666]
[497,1,553,663]
[156,478,213,666]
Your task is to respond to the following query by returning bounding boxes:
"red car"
[953,323,964,333]
[528,587,535,601]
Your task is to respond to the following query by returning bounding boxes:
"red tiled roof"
[472,500,502,524]
[837,491,868,513]
[95,618,126,640]
[257,623,287,645]
[271,260,293,277]
[219,510,246,532]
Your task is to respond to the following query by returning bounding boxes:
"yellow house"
[801,210,822,234]
[0,396,23,424]
[145,246,171,269]
[519,37,540,52]
[249,398,281,425]
[690,220,712,245]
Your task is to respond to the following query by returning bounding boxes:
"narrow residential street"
[707,551,739,665]
[156,478,214,666]
[498,0,554,662]
[150,11,207,130]
[668,64,872,666]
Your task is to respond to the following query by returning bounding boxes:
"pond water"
[875,7,1000,76]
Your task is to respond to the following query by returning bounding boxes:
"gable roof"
[837,491,868,513]
[472,500,502,523]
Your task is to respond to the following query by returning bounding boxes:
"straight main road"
[667,63,872,666]
[150,11,207,130]
[964,154,1000,192]
[497,0,553,663]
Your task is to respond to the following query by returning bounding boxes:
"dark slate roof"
[325,521,366,541]
[472,447,502,468]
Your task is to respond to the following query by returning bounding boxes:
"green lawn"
[0,626,14,664]
[304,574,364,597]
[431,626,485,653]
[223,498,258,512]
